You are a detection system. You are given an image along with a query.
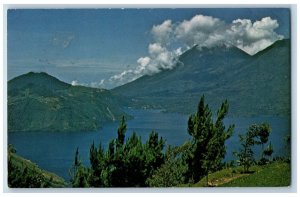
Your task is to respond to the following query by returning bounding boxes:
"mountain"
[113,39,290,117]
[8,72,130,132]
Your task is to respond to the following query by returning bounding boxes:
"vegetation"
[185,95,234,185]
[68,95,290,188]
[70,117,165,187]
[113,39,290,117]
[220,161,290,187]
[8,94,290,188]
[8,144,67,188]
[70,95,234,187]
[8,72,131,132]
[234,123,272,172]
[190,161,290,187]
[146,143,190,187]
[7,39,291,187]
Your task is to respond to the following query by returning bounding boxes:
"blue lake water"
[8,108,290,181]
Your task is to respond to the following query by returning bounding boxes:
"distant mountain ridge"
[113,39,291,117]
[8,72,130,132]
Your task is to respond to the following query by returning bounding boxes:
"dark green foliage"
[235,132,256,173]
[263,143,274,158]
[146,143,190,187]
[257,123,271,144]
[8,72,130,132]
[70,95,235,187]
[8,144,66,188]
[72,119,165,187]
[68,95,283,187]
[255,123,271,159]
[235,123,272,172]
[70,148,90,187]
[185,95,234,184]
[72,166,90,188]
[117,116,127,147]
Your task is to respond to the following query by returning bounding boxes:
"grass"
[220,162,291,187]
[192,161,291,187]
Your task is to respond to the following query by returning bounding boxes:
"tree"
[117,116,127,148]
[146,143,189,187]
[144,131,165,176]
[72,165,90,187]
[89,142,106,187]
[70,148,89,187]
[256,123,271,160]
[235,131,256,173]
[263,142,274,160]
[235,123,273,170]
[185,95,234,184]
[76,116,167,187]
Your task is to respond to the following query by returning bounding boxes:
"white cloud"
[137,57,151,68]
[71,80,78,86]
[175,14,226,47]
[148,43,165,57]
[151,20,173,45]
[175,47,183,56]
[71,80,83,86]
[253,17,279,30]
[173,15,283,55]
[227,17,283,55]
[97,14,284,88]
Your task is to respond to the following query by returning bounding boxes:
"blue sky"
[7,8,290,89]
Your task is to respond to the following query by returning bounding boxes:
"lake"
[8,108,290,181]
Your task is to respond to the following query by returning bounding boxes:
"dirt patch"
[208,174,249,186]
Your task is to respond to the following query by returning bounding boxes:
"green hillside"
[191,161,291,187]
[8,72,130,132]
[8,145,67,188]
[113,39,290,117]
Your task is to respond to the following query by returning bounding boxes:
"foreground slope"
[113,39,290,116]
[8,72,129,132]
[192,161,290,187]
[8,145,67,188]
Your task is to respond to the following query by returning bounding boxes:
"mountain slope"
[8,72,130,132]
[8,144,67,188]
[113,39,290,116]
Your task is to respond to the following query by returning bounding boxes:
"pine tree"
[89,142,105,187]
[186,95,234,184]
[117,116,127,148]
[70,148,89,187]
[235,124,259,172]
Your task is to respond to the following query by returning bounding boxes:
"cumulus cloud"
[173,15,283,55]
[175,14,226,47]
[137,57,151,68]
[151,19,173,45]
[96,14,283,88]
[108,42,178,85]
[228,17,283,55]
